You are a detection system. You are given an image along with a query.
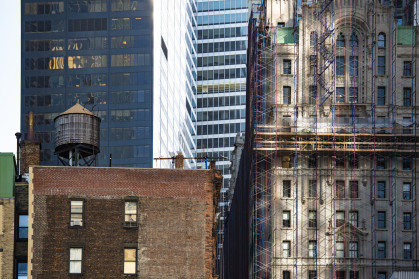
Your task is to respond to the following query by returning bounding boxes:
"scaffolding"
[248,0,419,278]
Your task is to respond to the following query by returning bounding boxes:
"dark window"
[283,180,291,198]
[349,242,358,258]
[18,215,28,239]
[350,181,359,198]
[283,210,291,227]
[402,157,412,170]
[336,211,345,227]
[403,212,412,230]
[336,87,345,103]
[70,200,83,227]
[336,180,345,198]
[283,86,291,104]
[283,60,292,74]
[161,37,168,60]
[377,211,386,229]
[124,201,137,227]
[350,271,360,279]
[349,154,359,169]
[377,56,385,75]
[350,33,359,47]
[283,271,291,279]
[377,87,386,105]
[336,271,345,279]
[309,270,317,279]
[337,33,345,47]
[309,241,317,258]
[377,181,386,198]
[309,210,317,228]
[403,88,412,106]
[309,85,317,105]
[310,32,317,46]
[278,22,285,27]
[124,248,137,274]
[349,87,358,103]
[336,56,345,75]
[378,272,386,279]
[376,156,386,169]
[378,242,386,258]
[309,180,317,198]
[309,55,317,74]
[378,33,386,48]
[69,248,83,274]
[403,183,411,200]
[17,260,28,279]
[308,154,317,168]
[336,156,344,168]
[404,243,412,259]
[350,56,358,76]
[403,61,412,76]
[350,211,358,227]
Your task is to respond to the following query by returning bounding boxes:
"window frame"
[377,241,386,258]
[308,180,317,198]
[124,247,137,275]
[283,59,291,75]
[403,183,412,200]
[377,181,386,199]
[377,56,386,75]
[336,56,345,76]
[403,212,412,230]
[350,181,359,198]
[403,61,412,76]
[283,210,291,228]
[69,247,83,274]
[336,241,345,258]
[16,259,28,279]
[70,200,84,227]
[350,56,358,76]
[283,271,291,279]
[377,211,386,229]
[377,86,386,105]
[124,200,138,228]
[308,240,317,258]
[337,33,345,47]
[378,33,386,48]
[403,242,412,259]
[336,87,345,103]
[283,241,291,257]
[283,180,291,198]
[309,210,317,228]
[376,156,386,169]
[349,211,358,227]
[349,241,358,258]
[349,87,358,103]
[403,87,412,106]
[336,211,345,227]
[283,86,291,104]
[18,214,29,240]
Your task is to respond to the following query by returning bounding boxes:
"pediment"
[335,221,368,238]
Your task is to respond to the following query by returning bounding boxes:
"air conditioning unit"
[71,220,82,226]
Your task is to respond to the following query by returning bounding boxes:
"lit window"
[349,242,358,258]
[337,33,345,47]
[350,181,359,198]
[377,211,386,229]
[124,201,137,227]
[18,215,28,239]
[378,33,386,48]
[309,180,317,198]
[283,60,291,74]
[309,240,317,258]
[350,211,358,227]
[336,242,345,258]
[283,241,291,257]
[403,243,412,259]
[336,181,345,198]
[403,183,411,200]
[378,241,386,258]
[377,56,385,75]
[377,181,386,198]
[377,87,385,105]
[69,248,83,274]
[70,200,83,227]
[336,211,345,227]
[283,210,291,227]
[309,210,317,228]
[124,248,137,274]
[403,212,412,230]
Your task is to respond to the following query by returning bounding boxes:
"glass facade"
[195,0,249,271]
[21,0,196,168]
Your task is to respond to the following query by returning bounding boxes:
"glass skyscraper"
[195,0,249,268]
[21,0,197,168]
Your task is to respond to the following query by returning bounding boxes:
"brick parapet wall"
[0,199,15,279]
[20,142,40,175]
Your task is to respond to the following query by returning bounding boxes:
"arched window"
[350,33,359,47]
[310,31,317,46]
[337,33,345,47]
[378,33,386,48]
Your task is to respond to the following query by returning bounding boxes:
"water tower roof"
[57,103,96,118]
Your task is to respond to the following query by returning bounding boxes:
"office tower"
[225,0,418,278]
[21,0,197,168]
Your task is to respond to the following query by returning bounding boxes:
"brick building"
[28,166,222,278]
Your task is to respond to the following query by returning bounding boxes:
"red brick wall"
[31,167,222,279]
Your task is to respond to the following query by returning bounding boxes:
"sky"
[0,1,21,155]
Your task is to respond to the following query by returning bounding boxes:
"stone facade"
[29,166,222,279]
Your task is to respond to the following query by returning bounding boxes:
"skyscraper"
[21,0,197,168]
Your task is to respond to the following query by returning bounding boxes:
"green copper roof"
[0,153,16,198]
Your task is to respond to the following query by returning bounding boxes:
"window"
[124,201,137,227]
[309,240,317,258]
[283,271,291,279]
[377,211,386,229]
[349,241,358,258]
[377,181,386,198]
[337,33,345,47]
[283,180,291,198]
[350,271,360,279]
[336,242,345,258]
[402,157,412,170]
[349,87,358,103]
[336,211,345,227]
[376,156,386,169]
[378,272,386,279]
[124,248,137,274]
[18,215,28,239]
[404,243,412,259]
[350,181,359,198]
[278,22,285,27]
[350,211,358,227]
[378,242,386,258]
[403,212,412,230]
[310,31,317,46]
[377,56,385,75]
[378,33,386,48]
[336,156,344,168]
[283,241,291,257]
[283,60,291,74]
[403,87,412,106]
[17,260,27,279]
[403,61,412,76]
[308,270,317,279]
[309,55,317,74]
[70,200,83,226]
[403,183,411,200]
[350,33,359,47]
[336,56,345,76]
[308,154,317,168]
[69,248,83,274]
[336,271,345,279]
[336,180,345,198]
[283,86,291,104]
[350,56,358,76]
[309,180,317,198]
[283,210,291,227]
[377,87,386,105]
[309,85,317,105]
[336,87,345,103]
[349,154,359,169]
[309,210,317,228]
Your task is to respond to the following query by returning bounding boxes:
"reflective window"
[349,242,358,258]
[309,210,317,228]
[283,180,291,198]
[283,59,291,74]
[111,17,151,30]
[25,57,64,70]
[111,0,146,11]
[66,92,107,106]
[110,109,151,122]
[68,73,107,87]
[403,212,412,230]
[283,86,291,104]
[197,26,248,39]
[111,54,151,67]
[17,261,27,279]
[68,37,107,50]
[109,146,151,159]
[336,242,344,258]
[25,2,64,14]
[404,243,412,259]
[25,39,65,52]
[18,215,28,239]
[283,241,291,257]
[283,210,291,227]
[68,55,107,68]
[25,20,65,33]
[336,180,345,198]
[111,35,152,49]
[378,33,386,48]
[350,33,359,47]
[308,241,317,258]
[110,127,151,140]
[68,18,107,32]
[403,183,411,200]
[25,75,65,88]
[350,181,359,198]
[68,0,107,13]
[350,211,358,227]
[110,72,152,86]
[110,90,147,104]
[336,211,345,226]
[124,201,137,227]
[70,200,83,226]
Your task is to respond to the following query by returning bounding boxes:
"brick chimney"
[209,161,216,170]
[175,152,184,169]
[21,112,41,174]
